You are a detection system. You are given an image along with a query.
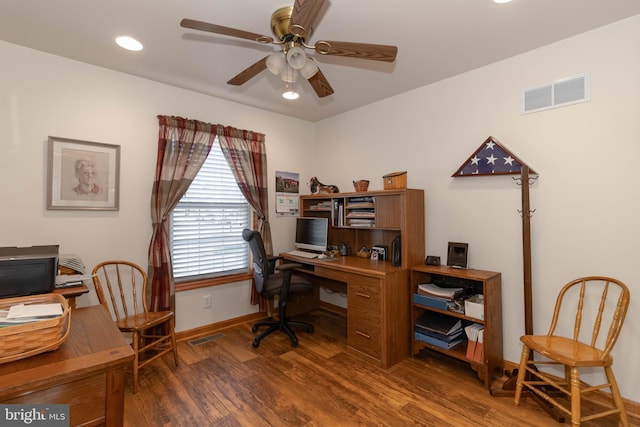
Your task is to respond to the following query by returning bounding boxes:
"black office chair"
[242,229,314,348]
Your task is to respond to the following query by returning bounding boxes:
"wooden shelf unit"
[300,189,424,269]
[410,265,503,389]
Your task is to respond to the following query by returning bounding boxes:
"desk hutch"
[284,189,424,368]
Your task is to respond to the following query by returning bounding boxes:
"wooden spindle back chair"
[92,260,178,393]
[514,276,630,426]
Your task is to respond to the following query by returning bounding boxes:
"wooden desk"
[0,305,134,427]
[282,253,410,369]
[53,284,89,310]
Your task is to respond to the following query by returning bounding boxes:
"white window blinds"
[171,139,250,279]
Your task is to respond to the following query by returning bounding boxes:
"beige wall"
[1,14,639,401]
[0,40,314,331]
[315,15,640,400]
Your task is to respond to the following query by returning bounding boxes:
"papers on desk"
[0,303,64,326]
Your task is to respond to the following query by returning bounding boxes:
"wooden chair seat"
[92,260,178,394]
[115,311,174,332]
[521,335,611,367]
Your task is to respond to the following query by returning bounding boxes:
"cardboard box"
[464,294,484,320]
[383,171,407,190]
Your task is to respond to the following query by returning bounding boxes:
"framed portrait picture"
[47,136,120,210]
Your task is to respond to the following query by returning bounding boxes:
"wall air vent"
[522,74,590,114]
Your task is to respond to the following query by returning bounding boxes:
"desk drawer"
[348,277,381,359]
[348,321,381,360]
[314,266,349,283]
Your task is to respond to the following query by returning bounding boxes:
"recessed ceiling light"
[494,0,512,3]
[115,36,143,51]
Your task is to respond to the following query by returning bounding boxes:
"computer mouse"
[317,253,328,259]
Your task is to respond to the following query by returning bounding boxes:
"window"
[170,138,250,281]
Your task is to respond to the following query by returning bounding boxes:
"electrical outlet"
[202,294,211,309]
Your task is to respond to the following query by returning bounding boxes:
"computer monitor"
[0,245,59,298]
[294,217,328,253]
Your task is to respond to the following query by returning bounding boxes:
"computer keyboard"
[287,250,320,259]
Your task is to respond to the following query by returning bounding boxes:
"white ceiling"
[2,1,640,122]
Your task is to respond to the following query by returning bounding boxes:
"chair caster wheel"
[252,339,260,348]
[251,325,258,333]
[307,326,314,333]
[291,341,298,348]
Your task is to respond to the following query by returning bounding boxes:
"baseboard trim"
[175,311,266,342]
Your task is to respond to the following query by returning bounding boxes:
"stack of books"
[413,283,464,312]
[414,311,464,350]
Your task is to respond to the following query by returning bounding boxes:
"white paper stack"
[417,283,463,300]
[4,303,63,322]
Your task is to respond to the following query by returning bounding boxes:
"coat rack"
[489,166,564,422]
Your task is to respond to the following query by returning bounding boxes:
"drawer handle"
[355,292,371,299]
[356,331,371,339]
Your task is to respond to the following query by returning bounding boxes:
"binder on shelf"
[414,325,464,342]
[415,311,462,336]
[414,331,464,350]
[413,293,450,311]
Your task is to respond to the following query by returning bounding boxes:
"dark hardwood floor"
[124,310,636,426]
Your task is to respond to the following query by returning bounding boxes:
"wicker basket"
[353,180,370,192]
[0,293,71,364]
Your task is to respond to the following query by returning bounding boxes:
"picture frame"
[47,136,120,210]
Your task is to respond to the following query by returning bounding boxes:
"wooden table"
[0,305,134,426]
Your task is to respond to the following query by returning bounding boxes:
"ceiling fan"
[180,0,398,99]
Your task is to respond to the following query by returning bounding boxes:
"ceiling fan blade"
[289,0,326,39]
[180,18,273,44]
[227,56,268,86]
[306,68,334,98]
[315,40,397,62]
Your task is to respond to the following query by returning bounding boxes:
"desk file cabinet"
[284,256,411,368]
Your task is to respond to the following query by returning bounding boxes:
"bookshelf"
[410,265,503,389]
[300,189,424,268]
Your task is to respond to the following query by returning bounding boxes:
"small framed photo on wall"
[47,136,120,210]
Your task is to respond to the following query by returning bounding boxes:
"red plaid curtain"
[148,116,216,311]
[217,125,271,307]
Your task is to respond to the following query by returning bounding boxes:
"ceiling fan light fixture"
[300,57,319,79]
[280,66,298,83]
[266,52,286,75]
[286,46,307,70]
[282,90,299,100]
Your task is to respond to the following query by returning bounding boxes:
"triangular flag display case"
[451,136,536,177]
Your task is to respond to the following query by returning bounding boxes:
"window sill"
[175,272,253,292]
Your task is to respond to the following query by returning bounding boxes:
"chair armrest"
[266,255,283,274]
